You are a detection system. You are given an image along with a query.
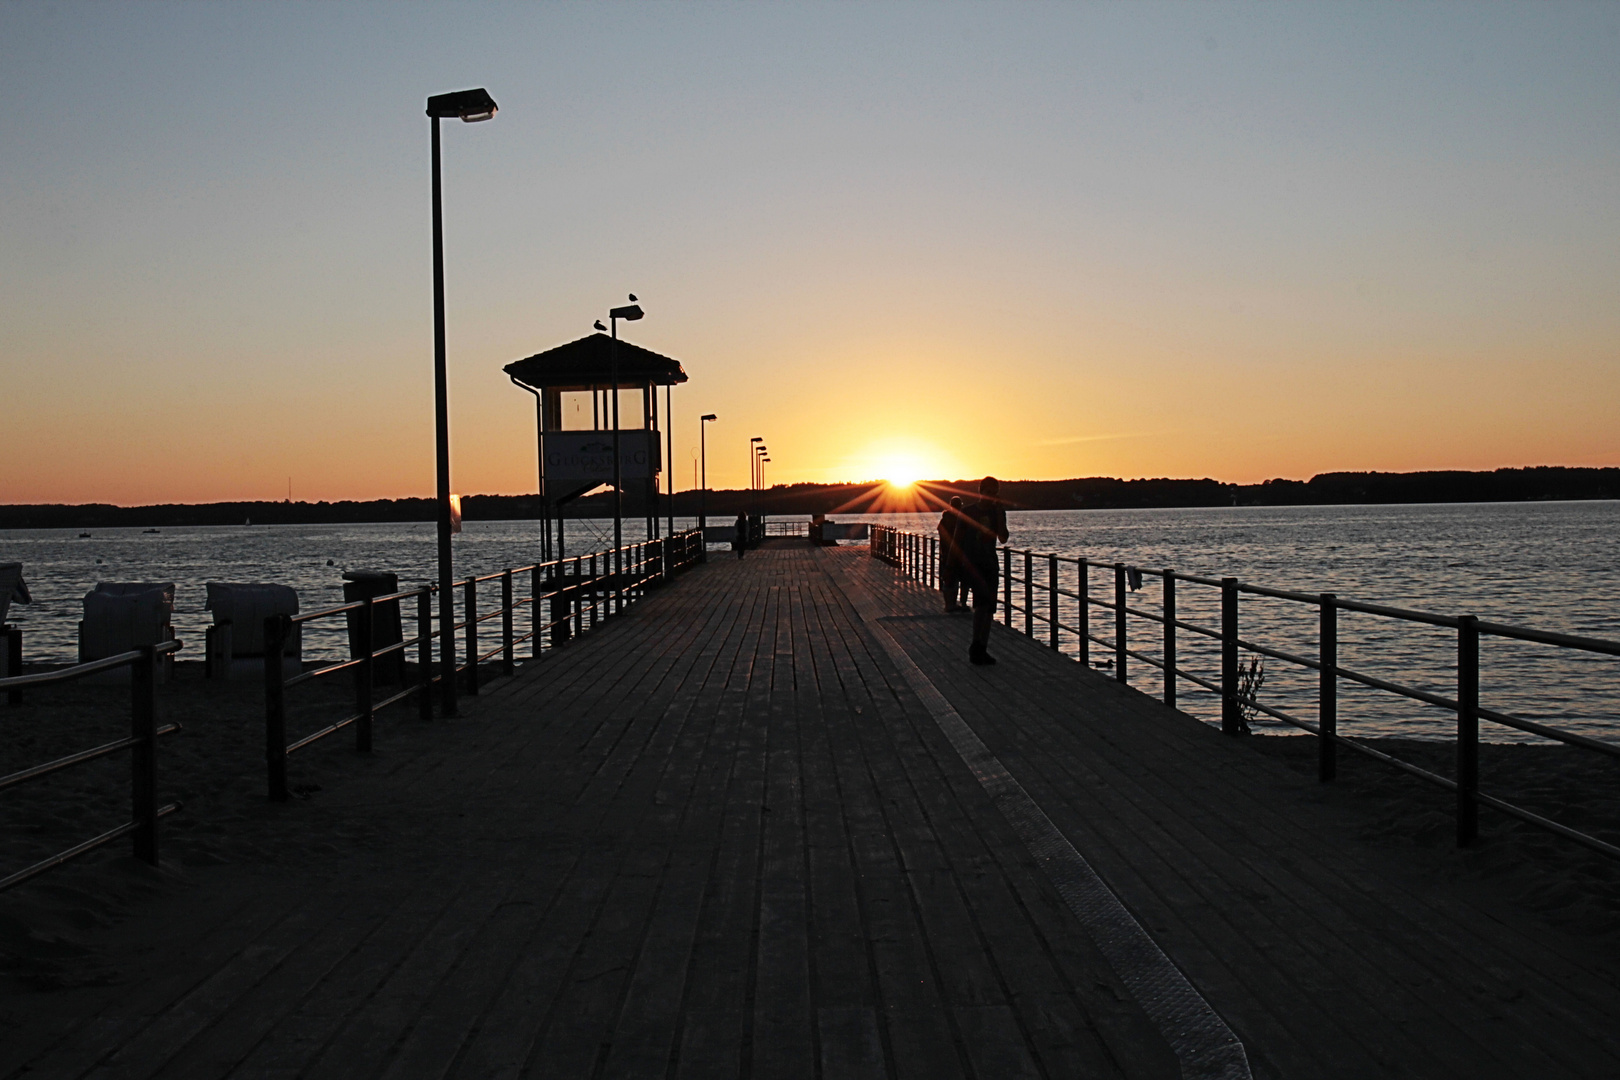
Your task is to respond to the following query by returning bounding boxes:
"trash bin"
[343,570,404,684]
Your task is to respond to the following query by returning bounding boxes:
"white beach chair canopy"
[205,582,299,655]
[81,582,176,661]
[0,563,30,625]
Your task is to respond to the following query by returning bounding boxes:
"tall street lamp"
[700,414,717,534]
[607,297,643,589]
[427,86,496,716]
[749,438,763,518]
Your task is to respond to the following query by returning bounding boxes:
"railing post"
[1023,551,1033,637]
[355,596,373,753]
[1319,594,1337,782]
[264,614,288,802]
[1077,558,1090,667]
[464,578,478,695]
[1221,577,1240,736]
[588,554,597,630]
[1048,555,1059,651]
[418,590,433,722]
[1002,547,1012,627]
[502,569,515,675]
[1113,563,1128,682]
[131,644,157,864]
[1163,570,1176,707]
[5,626,21,704]
[531,564,542,660]
[1457,614,1480,846]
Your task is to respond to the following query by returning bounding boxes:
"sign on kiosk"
[542,431,661,482]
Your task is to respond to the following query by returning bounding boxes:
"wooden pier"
[4,542,1619,1078]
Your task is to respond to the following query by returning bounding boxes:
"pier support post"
[131,645,157,864]
[1319,594,1337,782]
[1163,570,1176,706]
[1114,563,1128,682]
[1221,578,1241,735]
[1457,614,1480,846]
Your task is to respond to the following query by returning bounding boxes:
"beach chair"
[79,582,177,680]
[204,582,301,680]
[0,563,30,684]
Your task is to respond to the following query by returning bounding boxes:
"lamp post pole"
[426,87,496,717]
[700,414,717,534]
[606,298,644,591]
[749,437,762,518]
[666,384,675,540]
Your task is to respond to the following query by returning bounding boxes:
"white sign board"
[543,431,661,482]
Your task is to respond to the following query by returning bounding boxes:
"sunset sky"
[3,2,1617,505]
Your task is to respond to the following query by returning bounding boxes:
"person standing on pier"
[957,477,1009,665]
[733,512,748,559]
[938,496,968,613]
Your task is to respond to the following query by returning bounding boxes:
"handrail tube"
[0,723,181,793]
[1475,791,1620,861]
[0,803,178,894]
[0,640,182,690]
[1477,620,1620,656]
[1476,706,1620,757]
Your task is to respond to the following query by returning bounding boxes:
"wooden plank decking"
[3,541,1618,1079]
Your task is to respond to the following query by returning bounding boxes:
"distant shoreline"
[3,466,1617,530]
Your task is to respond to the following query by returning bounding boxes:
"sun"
[878,456,924,488]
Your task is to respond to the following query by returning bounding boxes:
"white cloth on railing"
[0,563,29,625]
[205,583,300,656]
[81,582,175,661]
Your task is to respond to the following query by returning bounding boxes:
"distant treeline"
[3,467,1617,530]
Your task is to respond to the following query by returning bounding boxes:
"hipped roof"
[504,333,689,390]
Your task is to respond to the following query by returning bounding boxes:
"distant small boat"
[78,531,92,538]
[244,517,253,526]
[143,528,160,534]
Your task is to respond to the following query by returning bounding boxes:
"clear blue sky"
[3,1,1617,502]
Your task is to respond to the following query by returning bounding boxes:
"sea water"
[5,501,1618,742]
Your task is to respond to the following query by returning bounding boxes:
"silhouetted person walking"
[955,477,1009,664]
[938,496,968,612]
[733,512,748,559]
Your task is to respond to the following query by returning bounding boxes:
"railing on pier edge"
[765,521,808,537]
[0,641,185,892]
[262,529,704,802]
[870,524,1620,861]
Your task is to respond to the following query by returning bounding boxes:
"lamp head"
[701,413,717,421]
[751,436,763,443]
[426,88,498,122]
[609,304,644,321]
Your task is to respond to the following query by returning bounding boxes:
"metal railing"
[262,530,704,801]
[765,520,808,537]
[0,641,184,891]
[871,524,1620,860]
